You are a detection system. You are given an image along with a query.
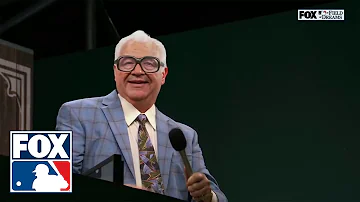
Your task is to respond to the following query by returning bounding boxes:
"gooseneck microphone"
[169,128,193,178]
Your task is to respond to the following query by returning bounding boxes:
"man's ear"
[113,65,117,81]
[161,67,168,85]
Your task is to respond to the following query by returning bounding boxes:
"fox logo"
[10,131,72,193]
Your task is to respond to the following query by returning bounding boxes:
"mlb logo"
[10,131,72,193]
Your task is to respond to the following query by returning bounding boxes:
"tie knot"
[137,114,147,125]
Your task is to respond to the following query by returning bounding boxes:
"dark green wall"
[34,0,360,201]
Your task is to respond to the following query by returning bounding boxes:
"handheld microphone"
[169,128,193,178]
[169,129,211,202]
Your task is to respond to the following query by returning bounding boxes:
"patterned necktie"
[137,114,165,194]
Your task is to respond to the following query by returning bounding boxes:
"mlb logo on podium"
[10,131,72,193]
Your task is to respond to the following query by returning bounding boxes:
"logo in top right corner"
[298,9,345,21]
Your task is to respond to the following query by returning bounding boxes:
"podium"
[0,155,184,202]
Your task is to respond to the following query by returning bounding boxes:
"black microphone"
[169,128,193,178]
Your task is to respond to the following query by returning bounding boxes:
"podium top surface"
[0,155,185,202]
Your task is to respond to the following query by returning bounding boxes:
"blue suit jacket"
[55,90,227,201]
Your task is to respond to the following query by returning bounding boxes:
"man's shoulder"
[60,95,105,109]
[173,120,196,135]
[158,110,197,136]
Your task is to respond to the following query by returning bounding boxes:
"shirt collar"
[118,94,156,130]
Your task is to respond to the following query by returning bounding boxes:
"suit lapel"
[99,91,175,189]
[156,109,175,190]
[100,90,136,179]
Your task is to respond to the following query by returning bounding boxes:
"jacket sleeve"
[189,130,228,202]
[55,103,85,174]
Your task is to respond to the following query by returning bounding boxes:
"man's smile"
[128,79,149,84]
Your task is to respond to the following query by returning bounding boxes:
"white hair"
[114,30,167,67]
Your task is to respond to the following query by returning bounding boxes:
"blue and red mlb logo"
[10,131,72,193]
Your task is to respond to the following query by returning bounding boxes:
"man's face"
[114,41,168,105]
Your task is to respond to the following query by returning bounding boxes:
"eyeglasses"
[114,55,165,73]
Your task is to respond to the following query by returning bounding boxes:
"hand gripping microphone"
[169,128,193,178]
[169,128,211,202]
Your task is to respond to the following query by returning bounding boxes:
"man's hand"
[186,169,213,202]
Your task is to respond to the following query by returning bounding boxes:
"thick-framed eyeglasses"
[114,55,165,73]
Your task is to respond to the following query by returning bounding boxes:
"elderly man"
[55,30,227,202]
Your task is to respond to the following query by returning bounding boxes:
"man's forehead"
[120,40,160,57]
